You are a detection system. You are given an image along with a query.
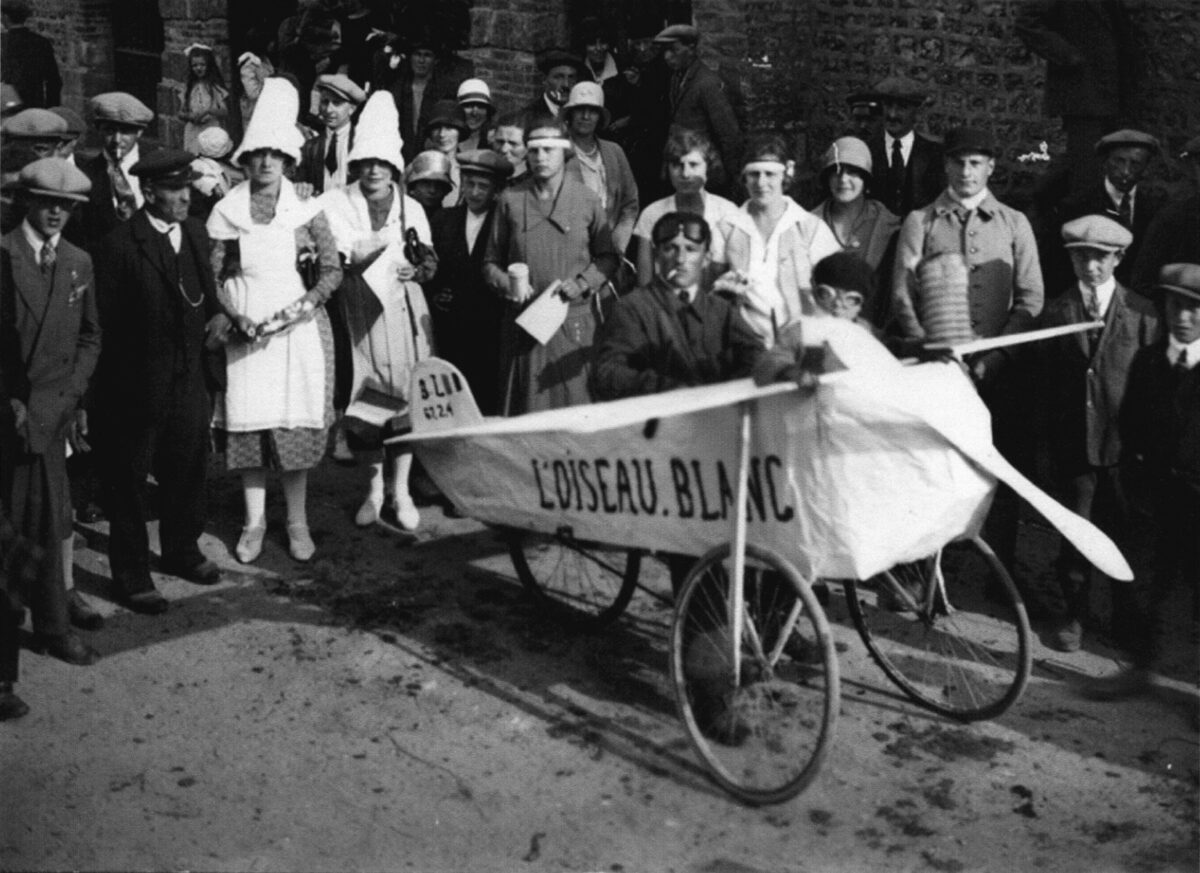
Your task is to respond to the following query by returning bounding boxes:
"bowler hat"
[1060,215,1132,252]
[11,157,92,202]
[130,148,201,186]
[1155,263,1200,303]
[943,127,995,158]
[848,75,927,107]
[424,100,468,137]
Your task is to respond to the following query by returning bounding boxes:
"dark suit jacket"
[0,230,100,454]
[1131,193,1200,296]
[868,133,944,219]
[428,204,503,414]
[1047,183,1166,291]
[668,60,742,187]
[0,26,62,108]
[385,73,458,165]
[1015,0,1138,119]
[91,211,224,428]
[1040,281,1158,471]
[73,150,159,255]
[296,127,357,194]
[1122,340,1200,494]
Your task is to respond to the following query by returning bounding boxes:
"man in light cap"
[297,73,365,194]
[654,23,741,195]
[77,91,154,251]
[1,157,102,678]
[91,149,232,615]
[1,108,69,160]
[893,126,1044,584]
[1038,214,1159,652]
[846,76,944,218]
[1093,263,1200,700]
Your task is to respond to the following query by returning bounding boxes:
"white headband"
[526,136,571,150]
[742,160,787,173]
[185,43,213,56]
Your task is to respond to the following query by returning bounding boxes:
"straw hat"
[347,91,405,174]
[233,77,305,163]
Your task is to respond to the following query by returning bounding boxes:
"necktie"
[165,224,181,254]
[1117,192,1131,227]
[107,160,137,220]
[325,130,339,175]
[678,289,691,306]
[889,138,905,207]
[1082,287,1100,321]
[1177,348,1189,372]
[40,240,56,273]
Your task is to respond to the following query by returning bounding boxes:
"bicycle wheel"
[506,531,640,630]
[845,535,1031,721]
[671,543,839,806]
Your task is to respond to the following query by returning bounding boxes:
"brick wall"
[696,0,1200,204]
[158,0,233,149]
[466,0,569,115]
[28,0,115,115]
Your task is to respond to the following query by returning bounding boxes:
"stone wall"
[696,0,1200,203]
[28,0,115,114]
[158,0,233,148]
[466,0,568,115]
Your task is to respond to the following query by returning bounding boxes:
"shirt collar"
[944,188,991,213]
[1104,177,1135,208]
[20,218,60,253]
[1167,334,1200,369]
[144,210,179,234]
[113,143,140,173]
[1080,276,1117,315]
[885,131,914,150]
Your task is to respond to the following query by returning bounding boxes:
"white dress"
[319,182,434,429]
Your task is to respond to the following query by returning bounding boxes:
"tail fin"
[409,358,484,434]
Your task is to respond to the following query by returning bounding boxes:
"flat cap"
[859,75,927,106]
[1061,214,1133,251]
[1180,134,1200,159]
[457,148,513,179]
[1155,263,1200,303]
[0,83,24,115]
[653,23,700,44]
[1094,129,1160,155]
[1,108,69,140]
[943,126,995,157]
[130,148,200,185]
[90,92,154,127]
[315,73,366,105]
[14,157,92,202]
[48,105,86,137]
[536,48,587,75]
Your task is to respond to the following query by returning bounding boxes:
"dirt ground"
[2,459,1198,873]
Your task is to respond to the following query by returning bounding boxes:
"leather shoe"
[161,558,223,586]
[67,589,105,630]
[1048,618,1082,653]
[0,683,29,721]
[118,589,170,615]
[30,632,100,666]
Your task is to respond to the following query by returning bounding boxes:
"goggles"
[650,214,711,247]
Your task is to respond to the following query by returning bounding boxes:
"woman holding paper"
[484,115,619,414]
[319,92,438,530]
[207,78,342,564]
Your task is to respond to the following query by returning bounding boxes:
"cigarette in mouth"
[665,268,679,281]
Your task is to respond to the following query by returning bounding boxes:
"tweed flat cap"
[1155,263,1200,303]
[90,92,154,127]
[457,149,513,179]
[1061,215,1133,252]
[870,76,927,105]
[653,24,699,44]
[315,73,366,105]
[1094,129,1160,155]
[14,157,92,202]
[130,148,200,185]
[1,108,68,140]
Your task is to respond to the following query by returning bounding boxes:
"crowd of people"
[0,5,1196,731]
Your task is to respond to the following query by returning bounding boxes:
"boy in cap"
[428,148,512,415]
[0,157,102,668]
[1086,263,1200,701]
[297,73,366,194]
[77,91,154,249]
[1039,214,1160,652]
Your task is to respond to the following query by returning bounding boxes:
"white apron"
[208,181,327,432]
